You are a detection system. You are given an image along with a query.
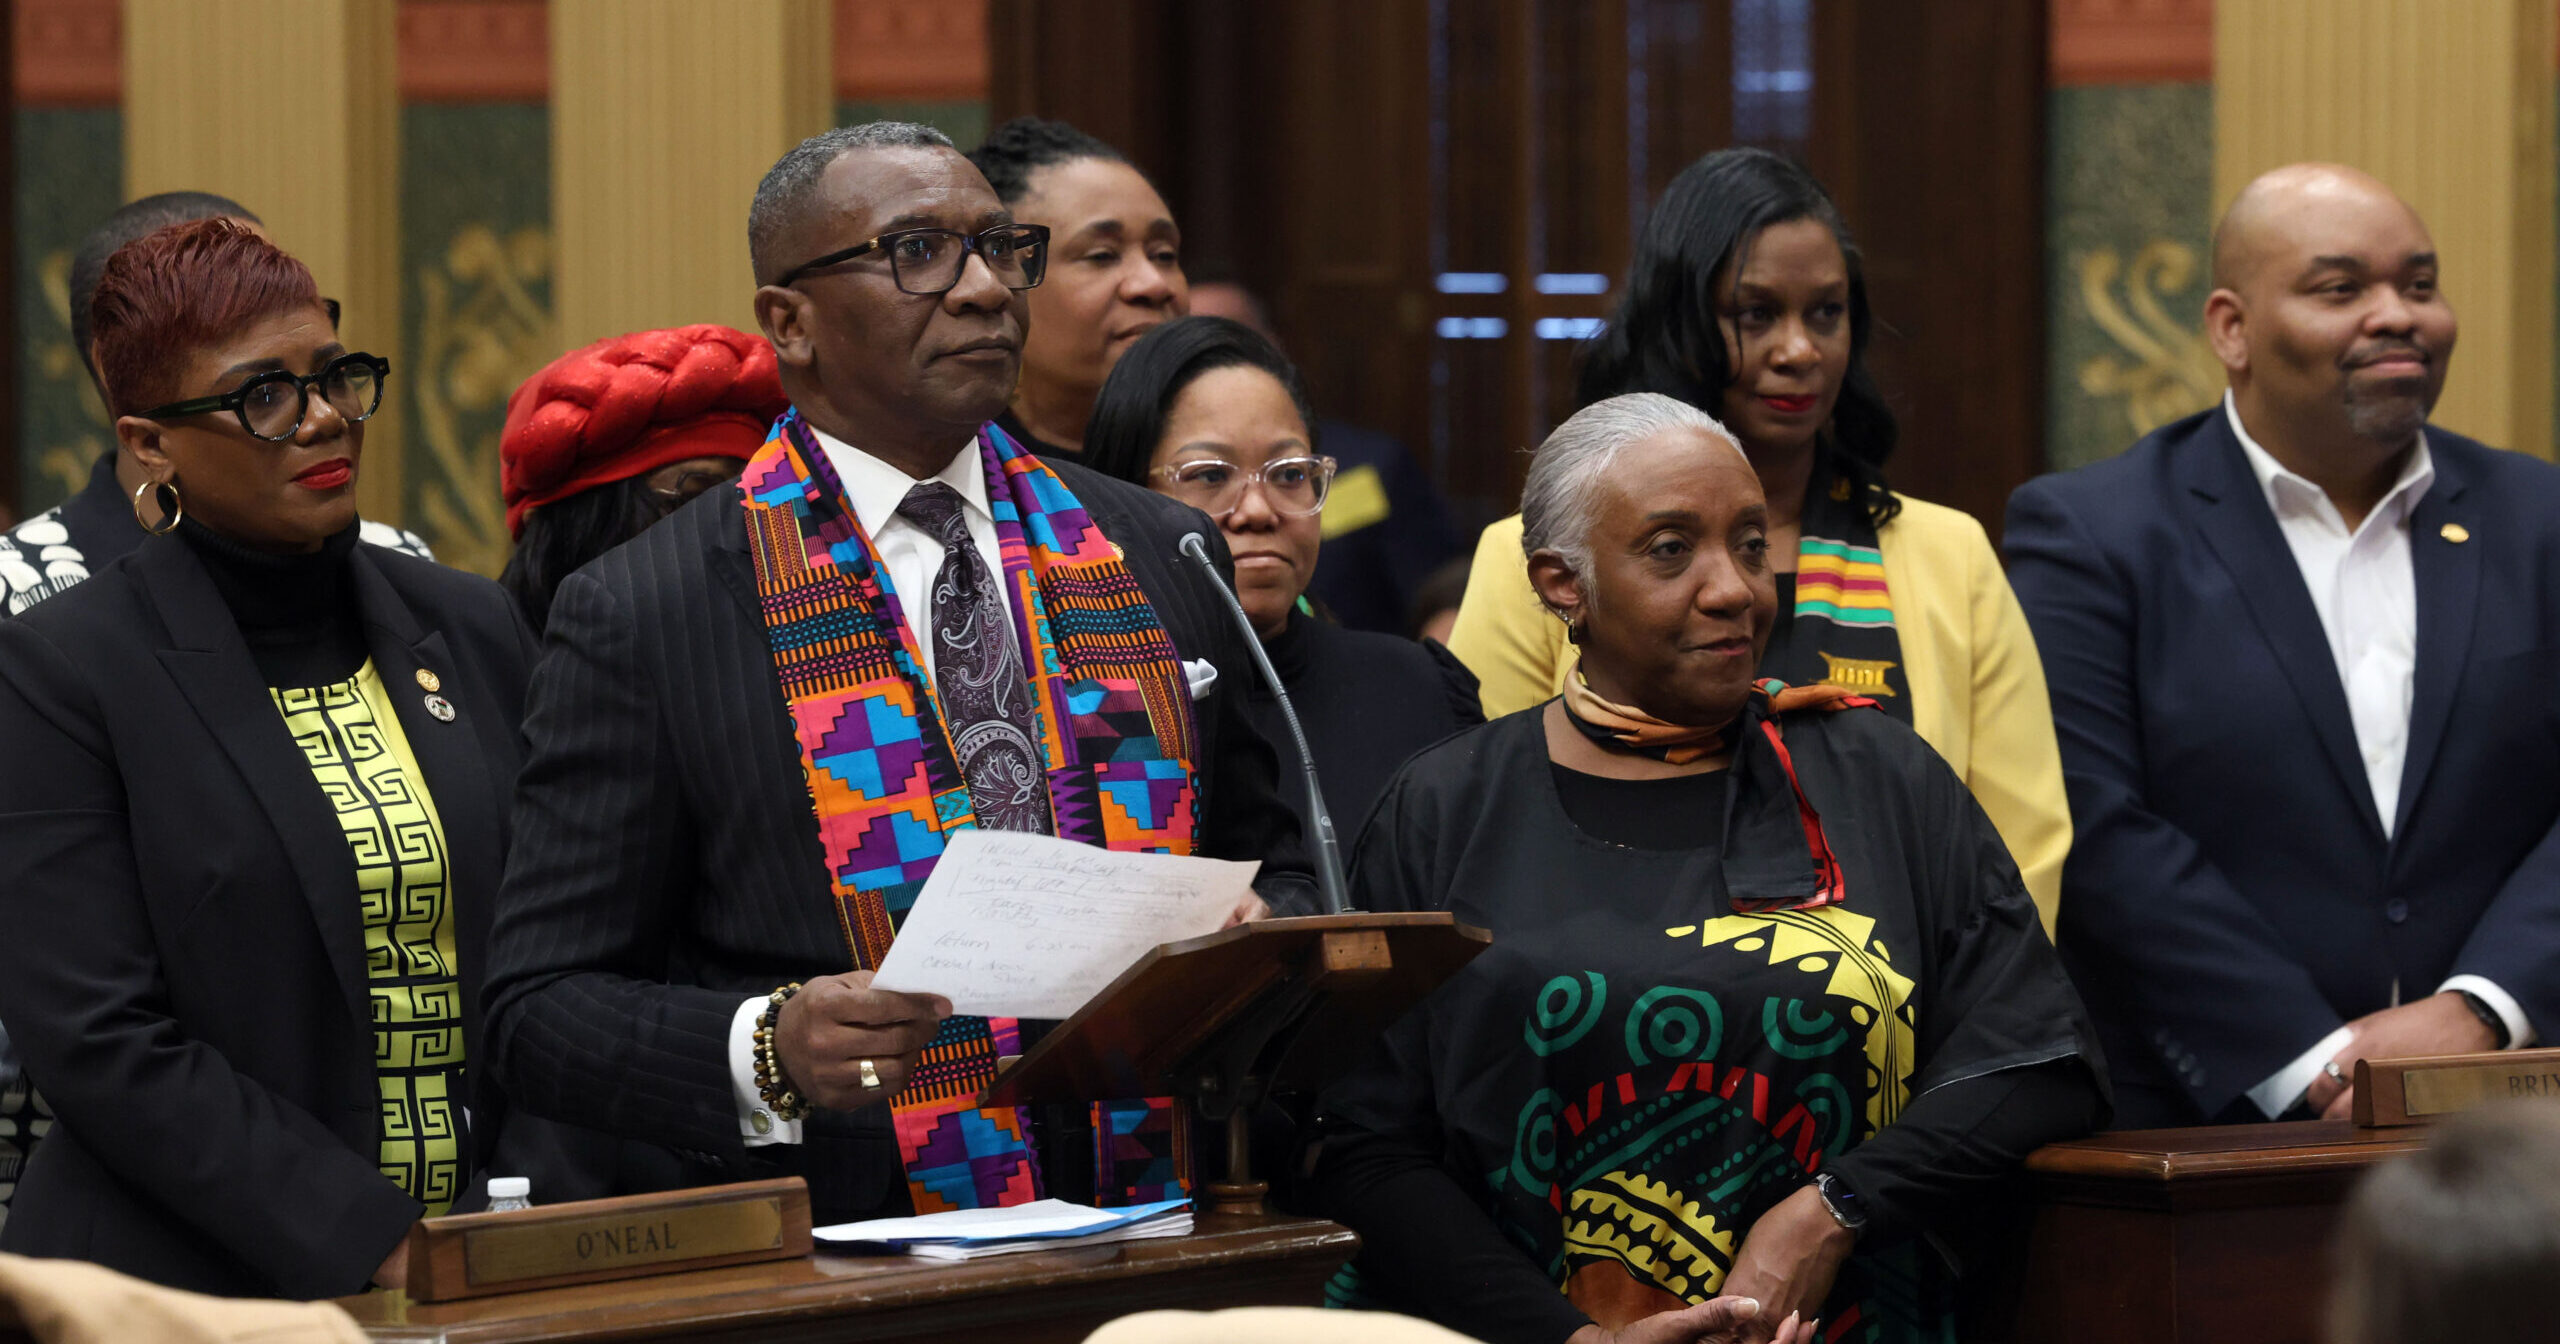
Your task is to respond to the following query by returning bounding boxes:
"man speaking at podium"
[484,122,1314,1224]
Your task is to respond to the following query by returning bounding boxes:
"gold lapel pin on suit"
[2441,523,2470,544]
[416,667,455,720]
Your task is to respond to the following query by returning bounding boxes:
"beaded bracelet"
[752,982,811,1121]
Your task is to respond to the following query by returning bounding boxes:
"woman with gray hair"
[1310,394,2106,1344]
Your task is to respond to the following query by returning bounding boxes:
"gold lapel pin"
[2441,523,2471,544]
[415,667,442,693]
[423,693,456,723]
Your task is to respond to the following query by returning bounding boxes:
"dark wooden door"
[992,0,2045,538]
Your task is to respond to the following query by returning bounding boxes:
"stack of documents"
[870,829,1260,1020]
[812,1198,1193,1261]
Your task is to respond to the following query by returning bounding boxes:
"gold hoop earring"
[133,479,182,536]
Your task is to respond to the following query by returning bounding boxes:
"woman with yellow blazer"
[1446,148,2069,932]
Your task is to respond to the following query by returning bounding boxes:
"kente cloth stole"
[740,411,1201,1211]
[1766,464,1911,723]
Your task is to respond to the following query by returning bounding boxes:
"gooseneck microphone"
[1177,532,1353,916]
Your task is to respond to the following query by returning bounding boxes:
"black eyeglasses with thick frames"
[776,223,1051,294]
[138,352,390,443]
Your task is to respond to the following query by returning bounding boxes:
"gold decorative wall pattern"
[2045,83,2214,469]
[410,224,554,578]
[2075,240,2223,439]
[27,248,109,504]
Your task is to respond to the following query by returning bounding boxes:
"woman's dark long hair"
[498,477,662,633]
[1576,147,1900,529]
[1082,315,1317,488]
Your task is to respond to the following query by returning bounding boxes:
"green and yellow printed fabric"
[271,661,465,1216]
[1546,907,1918,1302]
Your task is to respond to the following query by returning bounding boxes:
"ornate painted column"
[123,0,406,519]
[2216,0,2557,458]
[550,0,833,348]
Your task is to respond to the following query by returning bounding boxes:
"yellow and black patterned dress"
[272,661,465,1216]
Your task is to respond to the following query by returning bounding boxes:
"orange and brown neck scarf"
[1559,664,1875,912]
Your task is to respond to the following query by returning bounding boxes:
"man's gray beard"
[2342,388,2428,443]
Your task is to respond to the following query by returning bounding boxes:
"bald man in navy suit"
[2006,164,2560,1128]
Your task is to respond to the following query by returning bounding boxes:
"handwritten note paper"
[869,830,1260,1019]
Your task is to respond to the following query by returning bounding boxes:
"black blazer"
[0,535,594,1297]
[2005,408,2560,1126]
[482,456,1317,1224]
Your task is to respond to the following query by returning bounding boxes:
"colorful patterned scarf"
[1555,662,1869,914]
[1767,462,1911,723]
[740,411,1198,1211]
[1560,668,1733,764]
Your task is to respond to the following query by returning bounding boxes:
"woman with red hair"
[499,325,786,630]
[0,218,605,1297]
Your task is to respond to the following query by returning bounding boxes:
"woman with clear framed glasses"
[1084,316,1482,838]
[0,218,615,1297]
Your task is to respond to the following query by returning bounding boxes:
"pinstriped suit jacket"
[482,456,1315,1222]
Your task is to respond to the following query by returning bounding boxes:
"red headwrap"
[501,324,787,537]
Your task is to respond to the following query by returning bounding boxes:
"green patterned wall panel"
[2044,84,2218,472]
[15,109,124,518]
[400,103,552,577]
[838,100,988,148]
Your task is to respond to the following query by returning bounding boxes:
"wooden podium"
[983,911,1491,1213]
[339,914,1482,1339]
[1999,1121,2427,1344]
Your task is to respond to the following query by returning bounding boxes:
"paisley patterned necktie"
[895,481,1052,833]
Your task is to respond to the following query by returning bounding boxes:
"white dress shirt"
[732,428,1010,1145]
[2223,394,2532,1118]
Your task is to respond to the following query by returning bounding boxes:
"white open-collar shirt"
[2224,393,2531,1118]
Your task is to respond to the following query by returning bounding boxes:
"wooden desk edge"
[2026,1121,2427,1184]
[348,1216,1358,1342]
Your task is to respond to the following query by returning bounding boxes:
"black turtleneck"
[176,519,369,690]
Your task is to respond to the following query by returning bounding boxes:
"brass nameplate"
[2402,1060,2560,1117]
[462,1196,785,1286]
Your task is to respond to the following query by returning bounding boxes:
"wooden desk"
[2006,1121,2426,1344]
[340,1212,1356,1344]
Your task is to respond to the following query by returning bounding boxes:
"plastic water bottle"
[486,1176,532,1213]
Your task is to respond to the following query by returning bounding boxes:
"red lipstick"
[1759,394,1817,415]
[293,458,353,491]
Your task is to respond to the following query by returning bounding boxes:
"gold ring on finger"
[859,1059,883,1090]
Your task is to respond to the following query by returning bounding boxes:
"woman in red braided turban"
[499,324,787,629]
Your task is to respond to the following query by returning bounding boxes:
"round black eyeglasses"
[138,353,389,443]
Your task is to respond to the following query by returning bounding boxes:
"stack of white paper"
[869,829,1259,1020]
[812,1198,1193,1261]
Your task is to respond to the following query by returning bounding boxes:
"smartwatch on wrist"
[1812,1172,1867,1238]
[2456,989,2513,1049]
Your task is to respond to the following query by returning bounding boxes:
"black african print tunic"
[1316,702,2103,1344]
[272,661,467,1215]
